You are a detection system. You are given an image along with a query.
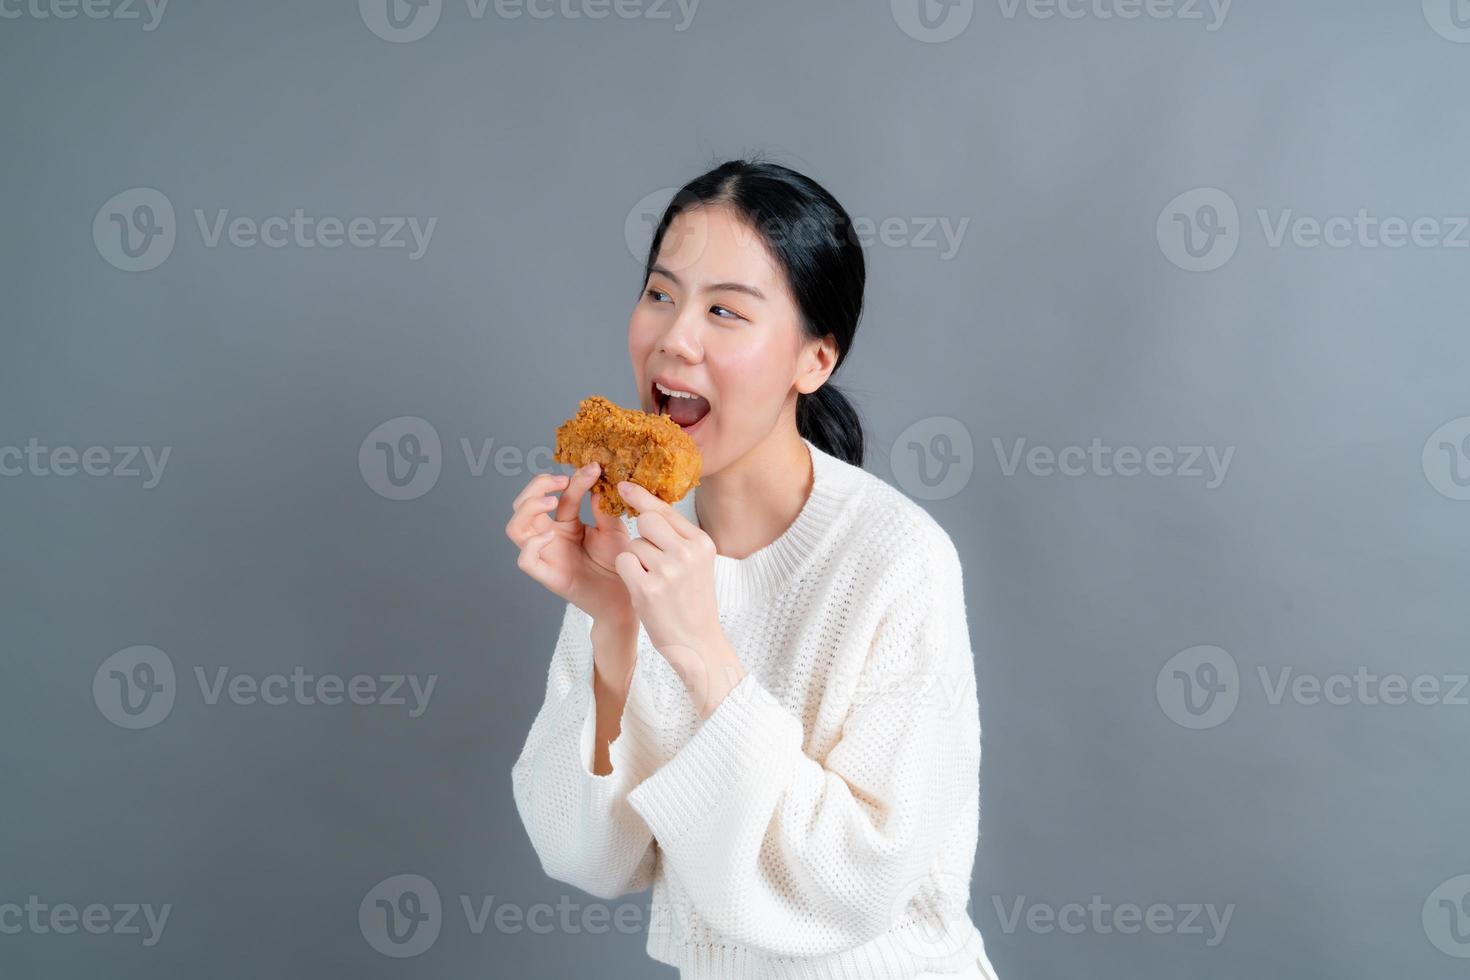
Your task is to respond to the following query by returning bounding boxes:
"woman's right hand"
[506,462,635,627]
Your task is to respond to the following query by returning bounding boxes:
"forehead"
[656,204,783,289]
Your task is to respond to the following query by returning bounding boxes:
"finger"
[614,549,648,590]
[516,529,557,586]
[513,472,570,511]
[555,462,601,523]
[618,481,700,539]
[505,494,558,543]
[515,506,557,548]
[590,490,630,540]
[616,479,672,519]
[623,537,663,572]
[632,509,683,552]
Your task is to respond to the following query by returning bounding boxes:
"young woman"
[506,159,999,980]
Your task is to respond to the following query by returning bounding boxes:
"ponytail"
[797,383,864,467]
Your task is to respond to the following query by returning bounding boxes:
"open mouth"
[651,380,712,432]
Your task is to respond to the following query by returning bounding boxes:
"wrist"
[590,614,638,696]
[593,658,636,700]
[666,634,746,721]
[591,609,637,638]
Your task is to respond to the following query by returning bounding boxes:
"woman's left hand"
[613,480,746,719]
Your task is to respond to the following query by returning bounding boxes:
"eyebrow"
[649,265,767,302]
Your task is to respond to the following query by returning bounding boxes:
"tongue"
[666,395,711,427]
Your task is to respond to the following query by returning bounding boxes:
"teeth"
[656,381,703,400]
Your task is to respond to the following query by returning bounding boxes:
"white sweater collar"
[670,437,856,612]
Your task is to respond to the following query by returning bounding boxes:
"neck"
[694,419,813,561]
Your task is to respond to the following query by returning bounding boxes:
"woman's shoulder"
[830,456,962,576]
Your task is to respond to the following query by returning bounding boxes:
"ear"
[796,333,839,395]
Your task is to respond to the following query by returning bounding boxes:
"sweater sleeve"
[510,601,660,901]
[624,532,981,958]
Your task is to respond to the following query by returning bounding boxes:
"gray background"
[3,0,1469,977]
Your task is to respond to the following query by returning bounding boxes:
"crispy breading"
[553,395,702,518]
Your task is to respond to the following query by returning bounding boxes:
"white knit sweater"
[511,437,998,980]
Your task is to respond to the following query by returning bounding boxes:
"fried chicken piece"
[553,395,702,518]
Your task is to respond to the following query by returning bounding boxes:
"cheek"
[708,337,791,416]
[628,309,656,358]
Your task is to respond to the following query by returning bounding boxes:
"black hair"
[639,157,867,467]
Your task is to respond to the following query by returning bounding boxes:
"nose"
[657,309,703,361]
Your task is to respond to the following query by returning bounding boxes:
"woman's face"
[629,203,831,477]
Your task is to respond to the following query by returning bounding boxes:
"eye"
[710,305,744,320]
[645,287,671,304]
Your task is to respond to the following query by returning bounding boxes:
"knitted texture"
[510,438,997,980]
